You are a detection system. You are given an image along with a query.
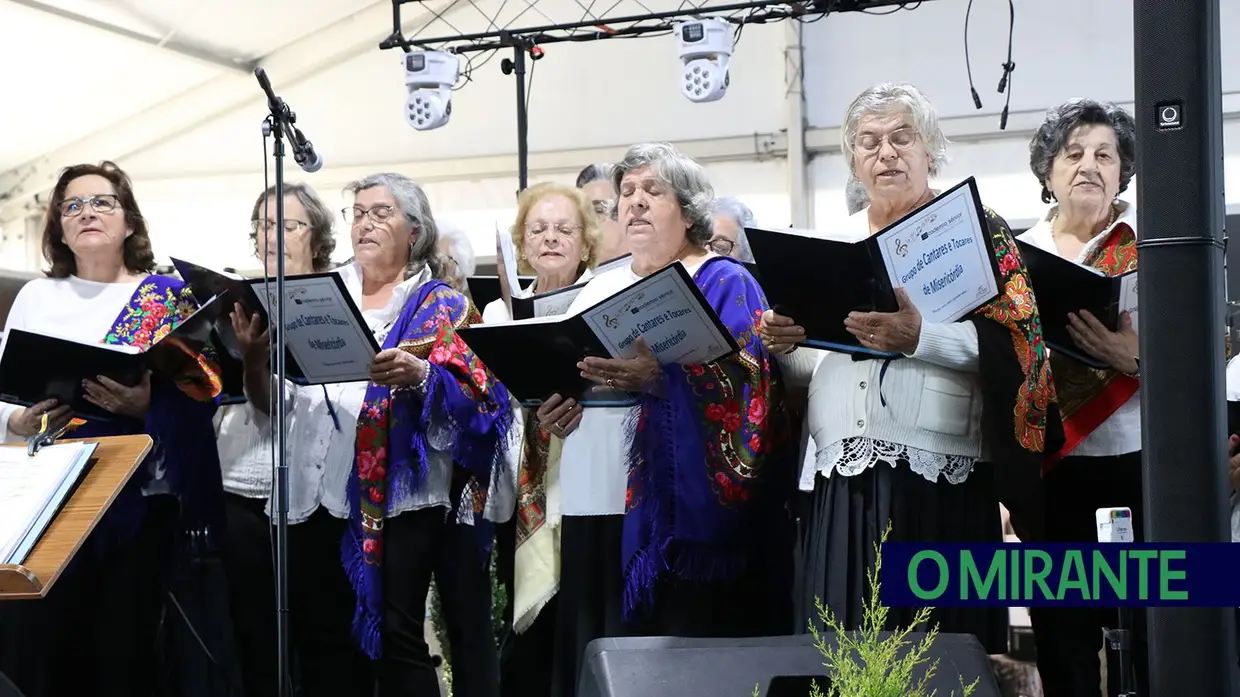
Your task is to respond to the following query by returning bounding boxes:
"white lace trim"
[819,437,976,485]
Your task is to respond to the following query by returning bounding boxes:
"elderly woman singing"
[1019,99,1148,697]
[535,143,793,696]
[338,173,512,697]
[760,83,1060,652]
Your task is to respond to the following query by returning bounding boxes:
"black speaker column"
[1133,0,1238,694]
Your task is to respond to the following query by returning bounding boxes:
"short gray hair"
[575,163,613,189]
[611,142,714,247]
[1029,98,1137,204]
[438,219,476,280]
[343,172,447,281]
[711,196,755,262]
[841,83,949,177]
[845,177,870,215]
[250,182,337,272]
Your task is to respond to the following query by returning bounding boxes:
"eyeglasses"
[526,222,582,237]
[58,195,121,218]
[708,238,736,256]
[854,127,919,154]
[252,218,309,234]
[343,205,397,225]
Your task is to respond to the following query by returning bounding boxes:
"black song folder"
[0,294,227,421]
[1015,240,1137,370]
[466,275,534,312]
[172,258,379,386]
[745,177,999,357]
[458,263,739,408]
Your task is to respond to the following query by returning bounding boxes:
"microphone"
[290,126,323,173]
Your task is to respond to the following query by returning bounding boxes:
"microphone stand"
[1104,609,1137,697]
[253,66,301,697]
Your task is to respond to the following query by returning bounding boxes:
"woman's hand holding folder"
[82,372,151,420]
[7,398,72,438]
[760,310,806,355]
[1066,309,1140,376]
[843,288,923,355]
[536,394,583,438]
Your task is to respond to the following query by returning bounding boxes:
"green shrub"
[755,524,979,697]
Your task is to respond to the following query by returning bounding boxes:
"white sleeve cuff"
[775,347,828,387]
[907,320,980,373]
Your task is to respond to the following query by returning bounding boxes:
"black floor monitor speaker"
[578,633,1002,697]
[1133,0,1239,695]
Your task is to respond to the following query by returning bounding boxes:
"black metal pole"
[512,44,529,191]
[1133,0,1238,695]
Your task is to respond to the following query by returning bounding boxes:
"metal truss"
[378,0,929,55]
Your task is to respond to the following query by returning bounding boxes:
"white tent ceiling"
[0,0,790,222]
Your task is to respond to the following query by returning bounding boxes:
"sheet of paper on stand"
[0,441,98,565]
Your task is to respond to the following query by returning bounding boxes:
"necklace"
[1050,203,1118,240]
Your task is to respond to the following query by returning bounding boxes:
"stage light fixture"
[404,50,459,131]
[676,18,733,104]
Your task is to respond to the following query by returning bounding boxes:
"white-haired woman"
[438,219,477,294]
[709,196,756,262]
[1020,99,1147,697]
[290,173,513,697]
[535,142,795,696]
[760,83,1060,653]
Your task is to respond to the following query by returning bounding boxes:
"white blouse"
[0,276,168,495]
[783,208,984,489]
[1017,201,1141,458]
[214,262,469,523]
[556,258,708,516]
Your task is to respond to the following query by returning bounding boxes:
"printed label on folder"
[581,264,731,365]
[876,185,998,324]
[250,276,377,383]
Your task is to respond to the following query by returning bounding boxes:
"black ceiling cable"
[996,0,1016,129]
[963,0,982,110]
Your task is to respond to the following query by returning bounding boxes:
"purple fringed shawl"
[344,280,512,659]
[622,256,789,619]
[71,275,224,550]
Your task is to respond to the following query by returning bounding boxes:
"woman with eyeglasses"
[576,163,628,265]
[708,196,756,262]
[322,173,512,697]
[216,182,380,697]
[758,84,1061,652]
[482,182,603,697]
[0,161,224,697]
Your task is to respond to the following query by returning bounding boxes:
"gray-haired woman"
[319,173,513,697]
[531,142,793,696]
[1019,99,1148,697]
[759,83,1059,651]
[576,162,628,263]
[218,181,380,697]
[709,196,756,262]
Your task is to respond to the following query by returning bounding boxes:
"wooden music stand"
[0,435,153,599]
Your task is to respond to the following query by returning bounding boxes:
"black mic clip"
[997,61,1015,93]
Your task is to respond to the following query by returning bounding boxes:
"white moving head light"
[404,51,460,131]
[676,18,733,103]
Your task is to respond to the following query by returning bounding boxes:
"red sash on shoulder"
[1046,222,1139,470]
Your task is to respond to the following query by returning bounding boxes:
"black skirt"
[794,459,1008,655]
[501,514,625,697]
